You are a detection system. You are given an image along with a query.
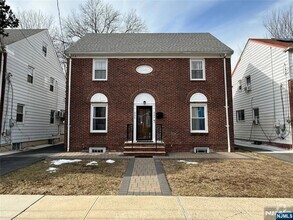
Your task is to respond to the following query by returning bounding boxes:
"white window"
[42,44,47,57]
[16,104,25,123]
[90,93,108,133]
[238,80,242,91]
[50,110,55,124]
[27,66,34,84]
[236,110,245,122]
[190,93,208,133]
[253,108,259,124]
[50,77,54,91]
[93,59,107,80]
[246,75,251,87]
[190,59,205,80]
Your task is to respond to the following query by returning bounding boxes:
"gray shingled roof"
[3,29,45,45]
[66,33,233,55]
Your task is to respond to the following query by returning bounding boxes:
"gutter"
[223,54,231,152]
[67,57,72,152]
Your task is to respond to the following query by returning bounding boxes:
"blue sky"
[8,0,293,68]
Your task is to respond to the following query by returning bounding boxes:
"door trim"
[136,106,152,141]
[133,93,156,142]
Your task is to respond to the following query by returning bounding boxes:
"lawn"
[0,159,128,195]
[162,153,293,197]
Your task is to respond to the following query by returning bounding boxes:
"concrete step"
[124,146,165,152]
[123,151,166,156]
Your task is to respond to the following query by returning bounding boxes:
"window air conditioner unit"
[57,110,65,118]
[244,85,251,92]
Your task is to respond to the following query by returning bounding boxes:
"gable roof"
[232,38,293,76]
[250,38,293,49]
[66,33,233,55]
[3,29,45,45]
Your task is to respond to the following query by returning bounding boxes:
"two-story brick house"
[65,33,234,155]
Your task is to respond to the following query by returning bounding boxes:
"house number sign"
[136,65,153,74]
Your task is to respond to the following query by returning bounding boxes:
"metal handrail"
[155,124,163,150]
[126,124,133,150]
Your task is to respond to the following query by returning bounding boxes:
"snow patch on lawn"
[46,167,58,173]
[106,159,115,164]
[177,160,198,165]
[51,159,82,166]
[86,161,98,166]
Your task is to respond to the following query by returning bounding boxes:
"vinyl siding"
[232,41,292,145]
[1,30,65,145]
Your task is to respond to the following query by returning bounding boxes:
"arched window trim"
[90,93,108,133]
[190,93,208,133]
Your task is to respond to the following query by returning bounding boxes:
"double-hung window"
[50,110,55,124]
[236,110,245,122]
[190,93,208,133]
[16,104,25,123]
[50,77,54,91]
[190,59,205,80]
[90,93,108,133]
[93,59,107,80]
[27,66,34,84]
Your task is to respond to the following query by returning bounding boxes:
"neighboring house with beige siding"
[0,29,65,150]
[232,38,293,149]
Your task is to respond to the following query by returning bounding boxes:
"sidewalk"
[1,195,292,219]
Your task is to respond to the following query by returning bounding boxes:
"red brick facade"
[65,58,234,152]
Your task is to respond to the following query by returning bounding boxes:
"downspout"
[0,52,7,144]
[223,54,231,152]
[67,57,72,152]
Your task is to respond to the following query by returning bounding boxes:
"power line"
[56,0,66,53]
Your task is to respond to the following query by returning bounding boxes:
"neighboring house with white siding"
[232,38,293,149]
[0,29,65,150]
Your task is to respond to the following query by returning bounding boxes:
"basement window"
[194,147,210,153]
[89,147,106,153]
[12,142,22,150]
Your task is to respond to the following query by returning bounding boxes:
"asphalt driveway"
[0,144,64,176]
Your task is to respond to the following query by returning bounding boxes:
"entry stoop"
[123,142,166,156]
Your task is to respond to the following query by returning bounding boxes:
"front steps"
[123,142,166,156]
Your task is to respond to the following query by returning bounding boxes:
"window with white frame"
[50,110,55,124]
[238,80,242,91]
[90,93,108,133]
[93,59,107,80]
[246,75,251,87]
[27,66,34,83]
[236,110,245,122]
[190,93,208,133]
[190,59,205,80]
[42,44,47,57]
[253,108,259,122]
[50,77,54,91]
[16,104,25,123]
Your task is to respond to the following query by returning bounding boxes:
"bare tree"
[16,9,68,70]
[263,6,293,39]
[64,0,147,39]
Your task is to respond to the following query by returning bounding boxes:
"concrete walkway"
[118,158,171,195]
[1,195,292,219]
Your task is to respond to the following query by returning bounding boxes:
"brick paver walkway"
[128,158,161,194]
[119,158,171,195]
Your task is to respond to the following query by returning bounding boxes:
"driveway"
[260,152,293,163]
[0,144,64,176]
